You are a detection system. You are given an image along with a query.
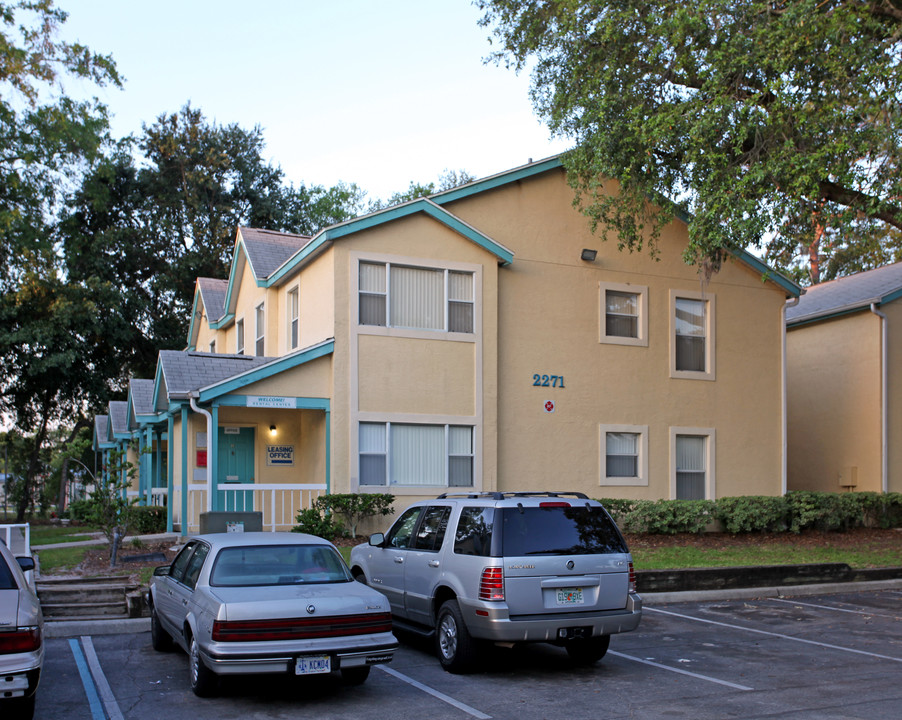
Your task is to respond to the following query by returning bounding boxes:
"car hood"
[206,581,390,621]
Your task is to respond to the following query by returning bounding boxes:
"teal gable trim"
[213,395,330,410]
[186,290,203,351]
[880,288,902,306]
[198,340,335,402]
[431,156,564,205]
[733,249,802,297]
[266,202,513,287]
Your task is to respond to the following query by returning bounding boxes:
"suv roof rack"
[435,491,590,500]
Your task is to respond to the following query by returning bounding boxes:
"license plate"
[556,588,584,606]
[295,655,331,675]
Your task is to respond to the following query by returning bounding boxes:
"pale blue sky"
[60,0,570,202]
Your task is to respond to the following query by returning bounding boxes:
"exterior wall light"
[269,424,277,435]
[581,248,598,262]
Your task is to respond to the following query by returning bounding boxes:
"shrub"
[67,499,93,523]
[715,496,789,533]
[131,505,167,534]
[601,498,715,534]
[786,491,852,532]
[292,508,345,541]
[315,493,395,538]
[596,498,638,525]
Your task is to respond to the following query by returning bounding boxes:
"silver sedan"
[148,532,397,697]
[0,539,43,720]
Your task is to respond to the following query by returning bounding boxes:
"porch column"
[181,406,189,535]
[211,403,220,511]
[167,414,174,533]
[144,426,153,505]
[325,408,331,495]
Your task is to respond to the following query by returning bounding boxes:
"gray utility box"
[199,511,263,534]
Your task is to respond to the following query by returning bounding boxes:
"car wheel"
[7,694,36,720]
[352,570,367,585]
[436,599,479,674]
[150,605,173,652]
[188,635,218,697]
[340,666,371,685]
[564,635,610,665]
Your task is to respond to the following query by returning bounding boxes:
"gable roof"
[786,262,902,326]
[239,227,313,279]
[93,415,111,450]
[127,378,156,430]
[197,278,228,324]
[107,401,129,440]
[153,350,274,411]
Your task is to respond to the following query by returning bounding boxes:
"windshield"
[501,506,628,556]
[210,544,352,587]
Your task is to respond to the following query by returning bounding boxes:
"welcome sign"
[266,445,295,466]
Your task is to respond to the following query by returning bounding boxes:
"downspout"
[190,396,214,511]
[782,296,801,496]
[870,304,888,493]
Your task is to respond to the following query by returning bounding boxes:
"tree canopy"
[477,0,902,283]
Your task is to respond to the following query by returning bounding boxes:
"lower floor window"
[359,422,474,487]
[675,434,707,499]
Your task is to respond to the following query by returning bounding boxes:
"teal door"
[217,427,255,511]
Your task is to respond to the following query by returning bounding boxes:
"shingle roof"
[197,277,228,323]
[129,379,155,416]
[108,401,129,436]
[156,350,274,408]
[238,227,312,279]
[786,262,902,325]
[94,415,109,443]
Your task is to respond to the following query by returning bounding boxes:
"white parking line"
[647,607,902,663]
[378,665,492,719]
[80,636,125,720]
[607,651,753,691]
[769,597,902,620]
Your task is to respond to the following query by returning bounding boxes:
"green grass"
[632,545,900,570]
[33,545,92,574]
[29,524,100,545]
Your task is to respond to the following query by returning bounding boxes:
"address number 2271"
[533,374,565,388]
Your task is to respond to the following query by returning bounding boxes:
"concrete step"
[40,601,130,619]
[37,584,135,605]
[36,576,143,620]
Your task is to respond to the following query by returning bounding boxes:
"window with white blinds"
[600,424,648,486]
[359,261,474,334]
[359,422,474,488]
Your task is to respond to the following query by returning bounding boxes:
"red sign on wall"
[196,450,207,467]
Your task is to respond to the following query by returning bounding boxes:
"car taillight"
[628,561,637,593]
[478,567,504,601]
[211,612,392,642]
[0,627,42,654]
[539,502,570,507]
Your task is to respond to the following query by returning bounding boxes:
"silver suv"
[349,491,641,673]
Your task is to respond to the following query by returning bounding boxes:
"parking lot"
[36,588,902,719]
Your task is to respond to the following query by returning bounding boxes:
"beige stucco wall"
[885,301,902,493]
[787,311,882,492]
[444,168,788,499]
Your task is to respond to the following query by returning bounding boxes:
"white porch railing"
[180,483,326,534]
[150,488,168,507]
[0,523,30,555]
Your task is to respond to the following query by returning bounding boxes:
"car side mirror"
[16,556,35,572]
[153,565,171,577]
[368,533,384,547]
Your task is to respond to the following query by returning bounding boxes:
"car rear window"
[210,544,352,586]
[501,506,628,556]
[0,557,17,589]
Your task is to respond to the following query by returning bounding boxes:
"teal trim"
[881,288,902,305]
[144,426,153,505]
[166,414,174,533]
[198,340,335,402]
[212,395,330,410]
[212,239,248,330]
[733,249,802,297]
[186,288,203,351]
[787,304,874,328]
[211,404,220,512]
[180,407,188,535]
[431,156,564,205]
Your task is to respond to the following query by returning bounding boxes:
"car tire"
[564,635,610,665]
[436,599,479,674]
[150,605,173,652]
[189,634,218,697]
[340,666,371,685]
[7,694,36,720]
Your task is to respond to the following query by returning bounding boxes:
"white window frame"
[287,285,299,350]
[357,421,475,489]
[255,302,265,356]
[600,282,648,347]
[235,318,245,355]
[599,424,648,486]
[357,259,476,335]
[669,426,716,500]
[670,289,716,381]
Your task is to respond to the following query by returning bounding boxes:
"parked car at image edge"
[0,539,43,720]
[147,532,398,697]
[350,491,642,673]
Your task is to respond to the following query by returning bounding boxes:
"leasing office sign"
[266,445,295,466]
[247,396,293,409]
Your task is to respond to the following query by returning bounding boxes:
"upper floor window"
[600,282,647,347]
[255,303,265,356]
[287,286,299,350]
[359,261,474,333]
[209,340,215,353]
[359,422,474,488]
[236,319,245,355]
[671,290,715,380]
